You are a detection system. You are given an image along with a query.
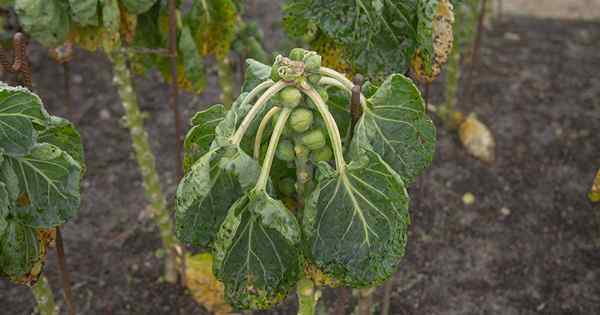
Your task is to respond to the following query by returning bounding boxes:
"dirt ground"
[1,3,600,315]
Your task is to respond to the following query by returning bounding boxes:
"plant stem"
[297,277,318,315]
[111,52,178,283]
[217,57,234,109]
[358,288,374,315]
[256,107,291,191]
[318,73,367,109]
[254,106,281,160]
[380,280,393,315]
[231,80,288,145]
[55,227,75,315]
[31,276,57,315]
[301,84,345,172]
[319,67,353,89]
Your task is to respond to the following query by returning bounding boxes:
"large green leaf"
[38,116,85,168]
[284,0,419,78]
[15,0,71,47]
[183,104,226,173]
[121,0,156,15]
[0,220,41,279]
[213,190,302,309]
[1,143,81,228]
[68,0,99,26]
[304,149,410,287]
[0,85,48,157]
[175,145,261,248]
[350,74,435,185]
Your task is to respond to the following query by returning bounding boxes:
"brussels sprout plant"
[178,49,436,312]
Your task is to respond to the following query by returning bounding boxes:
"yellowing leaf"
[185,253,232,315]
[589,169,600,202]
[459,113,495,163]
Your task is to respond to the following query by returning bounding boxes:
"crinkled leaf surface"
[0,220,41,280]
[121,0,156,15]
[351,74,435,185]
[68,0,99,26]
[1,143,81,228]
[15,0,71,47]
[303,150,410,287]
[176,145,260,248]
[213,190,302,310]
[0,85,48,157]
[184,104,226,173]
[38,116,85,168]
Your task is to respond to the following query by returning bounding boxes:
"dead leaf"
[185,253,232,315]
[459,113,495,163]
[589,169,600,202]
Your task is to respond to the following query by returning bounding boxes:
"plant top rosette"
[176,48,436,310]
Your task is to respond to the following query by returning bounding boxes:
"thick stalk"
[301,84,346,172]
[31,276,57,315]
[217,57,234,109]
[254,106,281,160]
[255,107,292,191]
[111,52,178,283]
[358,288,374,315]
[380,280,393,315]
[231,80,289,145]
[297,278,318,315]
[55,228,75,315]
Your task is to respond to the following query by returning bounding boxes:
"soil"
[1,4,600,315]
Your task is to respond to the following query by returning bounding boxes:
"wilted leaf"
[187,0,237,58]
[213,190,302,309]
[304,150,410,287]
[179,25,207,93]
[459,113,495,163]
[101,0,121,51]
[185,253,232,315]
[351,74,436,185]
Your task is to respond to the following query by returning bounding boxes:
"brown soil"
[1,8,600,315]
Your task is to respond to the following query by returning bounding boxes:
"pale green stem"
[217,57,234,109]
[318,71,367,109]
[231,80,289,146]
[318,76,347,91]
[255,107,292,191]
[254,106,281,160]
[111,52,178,283]
[297,278,318,315]
[31,276,57,315]
[319,67,354,89]
[301,84,346,172]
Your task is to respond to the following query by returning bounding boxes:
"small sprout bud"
[276,140,295,161]
[304,54,322,72]
[279,177,296,197]
[289,48,309,61]
[280,87,303,108]
[289,108,314,133]
[294,143,309,159]
[310,146,333,162]
[301,129,326,150]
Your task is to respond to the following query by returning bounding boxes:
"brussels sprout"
[279,177,297,197]
[301,129,326,150]
[276,140,295,161]
[304,54,322,72]
[289,48,309,61]
[280,87,303,108]
[307,74,322,85]
[310,146,332,162]
[289,108,314,133]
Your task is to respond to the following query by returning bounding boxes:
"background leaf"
[186,0,237,58]
[121,0,156,15]
[15,0,71,47]
[68,0,99,26]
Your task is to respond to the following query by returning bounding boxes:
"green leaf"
[38,116,85,169]
[304,150,410,287]
[284,0,420,78]
[186,0,237,58]
[0,220,41,279]
[15,0,71,47]
[183,105,226,173]
[350,74,435,185]
[213,190,302,310]
[68,0,99,26]
[176,145,261,248]
[0,182,8,235]
[179,25,207,94]
[1,143,81,228]
[324,85,351,140]
[0,85,48,157]
[121,0,156,15]
[241,59,272,93]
